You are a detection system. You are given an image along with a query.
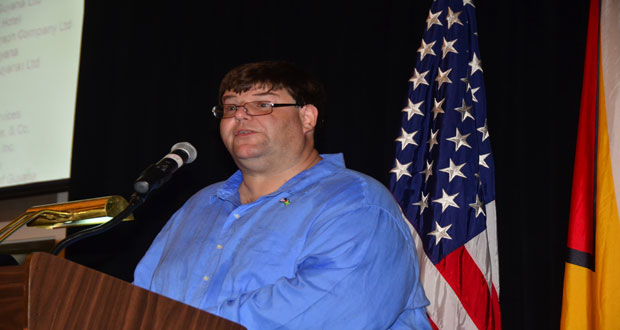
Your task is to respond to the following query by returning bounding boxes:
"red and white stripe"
[404,201,501,330]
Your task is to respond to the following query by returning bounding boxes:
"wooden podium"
[0,253,246,329]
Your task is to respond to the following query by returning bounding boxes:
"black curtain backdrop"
[66,1,589,329]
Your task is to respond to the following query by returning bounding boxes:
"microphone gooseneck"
[50,142,197,255]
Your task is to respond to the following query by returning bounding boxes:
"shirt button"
[234,214,240,219]
[216,244,223,250]
[203,275,210,281]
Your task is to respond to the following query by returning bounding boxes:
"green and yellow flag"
[561,0,620,329]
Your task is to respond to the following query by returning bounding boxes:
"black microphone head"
[171,142,197,164]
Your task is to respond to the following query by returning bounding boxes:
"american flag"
[389,0,501,329]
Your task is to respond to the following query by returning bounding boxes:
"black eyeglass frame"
[211,102,304,119]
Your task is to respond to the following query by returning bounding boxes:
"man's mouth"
[235,130,254,136]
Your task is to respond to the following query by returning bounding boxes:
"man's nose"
[233,105,251,120]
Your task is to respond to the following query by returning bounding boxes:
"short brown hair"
[218,61,326,121]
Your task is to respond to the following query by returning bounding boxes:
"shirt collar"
[214,153,345,203]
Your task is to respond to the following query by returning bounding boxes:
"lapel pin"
[279,197,290,206]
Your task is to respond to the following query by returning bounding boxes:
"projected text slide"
[0,0,84,189]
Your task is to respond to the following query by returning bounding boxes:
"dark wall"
[67,1,589,329]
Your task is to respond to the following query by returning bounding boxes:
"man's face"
[219,86,310,167]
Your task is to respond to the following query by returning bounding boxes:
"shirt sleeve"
[206,205,431,330]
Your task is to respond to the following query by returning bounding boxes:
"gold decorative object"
[0,196,134,243]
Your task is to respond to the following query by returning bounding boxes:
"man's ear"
[299,104,318,133]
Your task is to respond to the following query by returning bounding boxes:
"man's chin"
[231,147,265,161]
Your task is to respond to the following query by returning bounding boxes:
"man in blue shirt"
[134,61,431,329]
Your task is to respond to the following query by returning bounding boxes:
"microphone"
[134,142,197,194]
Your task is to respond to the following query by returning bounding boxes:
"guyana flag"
[560,0,620,328]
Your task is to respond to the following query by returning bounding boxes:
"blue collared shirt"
[134,154,430,329]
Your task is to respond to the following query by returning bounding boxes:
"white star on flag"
[439,158,467,182]
[461,76,471,91]
[417,39,437,61]
[402,99,424,120]
[419,160,434,182]
[441,37,459,59]
[432,189,460,212]
[477,119,490,141]
[471,86,480,102]
[435,67,453,88]
[395,128,418,150]
[390,159,412,181]
[428,128,440,151]
[409,69,430,90]
[427,221,453,245]
[413,191,430,214]
[469,194,486,217]
[432,98,446,119]
[446,127,472,151]
[479,153,490,168]
[469,52,483,75]
[454,99,474,121]
[426,10,443,30]
[446,7,463,29]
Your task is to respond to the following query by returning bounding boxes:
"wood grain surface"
[0,264,25,330]
[0,253,245,330]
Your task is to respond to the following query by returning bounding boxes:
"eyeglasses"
[211,101,303,119]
